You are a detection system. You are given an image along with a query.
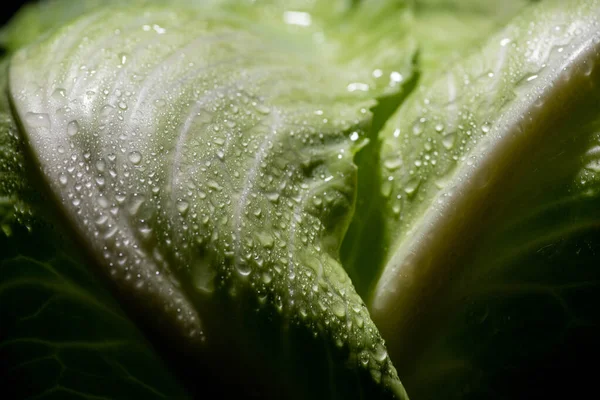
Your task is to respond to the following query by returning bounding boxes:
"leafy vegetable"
[4,1,415,398]
[2,0,600,399]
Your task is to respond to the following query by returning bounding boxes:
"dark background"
[1,1,27,25]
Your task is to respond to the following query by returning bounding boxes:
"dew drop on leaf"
[128,151,142,165]
[67,120,80,136]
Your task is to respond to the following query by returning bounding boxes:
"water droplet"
[404,178,420,196]
[359,351,370,366]
[355,314,364,328]
[104,226,119,240]
[481,123,491,134]
[332,301,346,318]
[236,262,252,277]
[97,196,110,208]
[129,196,145,215]
[177,200,189,214]
[254,103,270,115]
[262,272,273,284]
[390,71,403,83]
[207,180,222,191]
[101,104,115,118]
[372,343,388,362]
[25,112,50,129]
[381,181,392,198]
[96,160,106,172]
[266,192,280,202]
[526,74,538,82]
[139,225,153,239]
[384,157,402,171]
[412,120,424,136]
[67,120,79,136]
[58,173,68,186]
[347,82,370,92]
[256,231,274,248]
[95,215,109,226]
[128,151,142,165]
[283,10,312,27]
[442,134,455,150]
[51,88,66,100]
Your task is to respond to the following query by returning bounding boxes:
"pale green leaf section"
[402,82,600,398]
[410,0,536,77]
[0,0,237,53]
[370,0,600,365]
[8,2,416,398]
[341,0,534,295]
[0,55,191,400]
[1,0,416,90]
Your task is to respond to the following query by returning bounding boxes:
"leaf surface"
[7,1,416,398]
[366,1,600,396]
